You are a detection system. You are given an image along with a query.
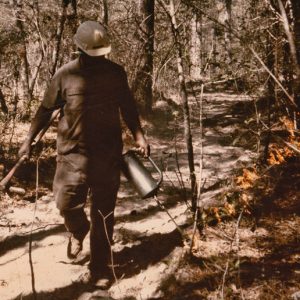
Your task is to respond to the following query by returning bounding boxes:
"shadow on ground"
[161,157,300,300]
[0,224,65,257]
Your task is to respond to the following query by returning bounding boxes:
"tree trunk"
[160,0,197,210]
[101,0,109,26]
[277,0,300,127]
[224,0,232,61]
[132,0,155,114]
[264,31,277,162]
[0,88,8,114]
[189,15,202,81]
[29,55,44,100]
[67,0,78,35]
[290,0,300,113]
[13,0,31,102]
[210,26,217,78]
[51,0,68,76]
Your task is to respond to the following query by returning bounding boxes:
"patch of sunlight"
[115,203,187,236]
[0,233,82,300]
[110,261,167,299]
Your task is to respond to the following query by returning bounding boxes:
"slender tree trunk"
[189,15,202,81]
[68,0,78,33]
[224,0,232,61]
[264,31,277,162]
[291,0,300,63]
[29,55,44,98]
[51,0,68,76]
[101,0,109,26]
[290,0,300,115]
[13,0,31,102]
[0,88,8,114]
[210,26,217,77]
[160,0,197,210]
[277,0,299,76]
[70,0,77,15]
[278,0,300,127]
[132,0,155,114]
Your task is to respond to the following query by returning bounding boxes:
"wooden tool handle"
[0,155,27,190]
[0,110,60,191]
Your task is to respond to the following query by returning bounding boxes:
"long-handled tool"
[0,110,60,192]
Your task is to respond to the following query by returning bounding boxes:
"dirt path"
[2,92,297,300]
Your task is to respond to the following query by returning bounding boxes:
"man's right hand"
[18,139,32,159]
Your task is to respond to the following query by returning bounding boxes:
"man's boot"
[67,224,90,259]
[78,266,114,289]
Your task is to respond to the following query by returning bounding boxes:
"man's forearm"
[131,126,150,157]
[132,126,145,142]
[25,105,54,143]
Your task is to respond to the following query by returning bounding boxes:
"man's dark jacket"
[42,56,141,158]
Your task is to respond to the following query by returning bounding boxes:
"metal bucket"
[121,150,163,199]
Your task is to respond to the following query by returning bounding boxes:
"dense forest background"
[0,0,299,118]
[0,0,300,299]
[0,0,300,187]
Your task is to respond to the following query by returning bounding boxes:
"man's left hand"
[135,137,150,157]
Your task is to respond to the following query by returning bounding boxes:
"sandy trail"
[0,92,256,300]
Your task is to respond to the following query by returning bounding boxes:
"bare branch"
[250,46,296,107]
[98,210,119,285]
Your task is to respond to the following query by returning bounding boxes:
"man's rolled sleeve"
[119,69,141,133]
[42,71,65,110]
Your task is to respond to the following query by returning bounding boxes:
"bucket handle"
[131,150,163,188]
[147,156,163,188]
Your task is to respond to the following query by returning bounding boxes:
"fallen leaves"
[236,168,259,189]
[267,144,293,165]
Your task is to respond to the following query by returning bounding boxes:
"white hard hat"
[74,21,111,56]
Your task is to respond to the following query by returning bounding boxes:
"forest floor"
[0,90,299,300]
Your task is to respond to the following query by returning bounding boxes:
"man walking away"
[19,21,149,288]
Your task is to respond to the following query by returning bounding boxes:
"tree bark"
[264,31,277,162]
[0,88,8,114]
[132,0,155,114]
[159,0,197,210]
[13,0,31,102]
[189,15,202,81]
[51,0,68,76]
[101,0,109,26]
[67,0,78,35]
[277,0,300,127]
[290,0,300,113]
[210,26,217,77]
[224,0,232,61]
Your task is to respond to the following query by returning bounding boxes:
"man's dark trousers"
[53,152,120,272]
